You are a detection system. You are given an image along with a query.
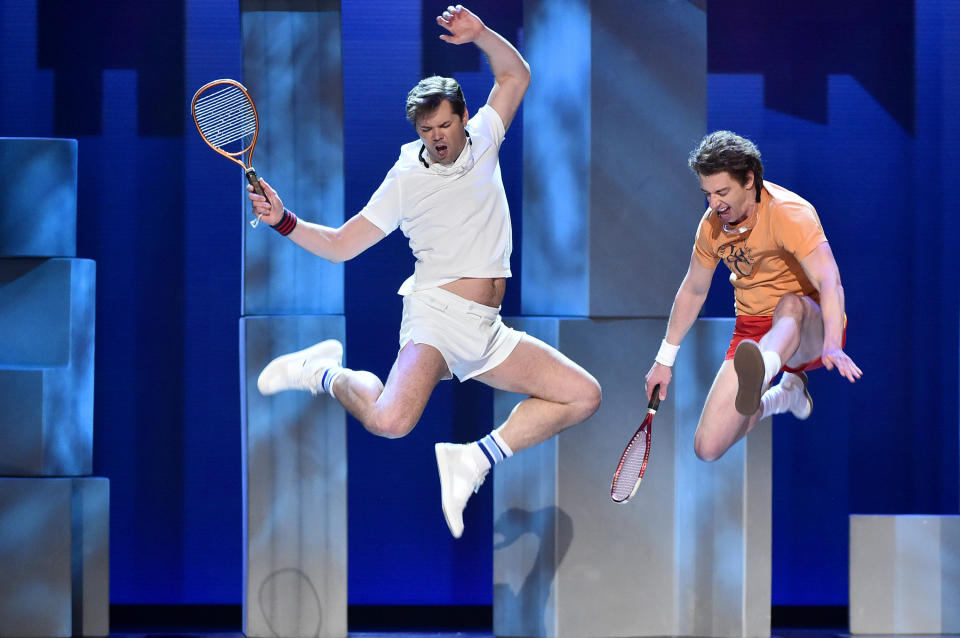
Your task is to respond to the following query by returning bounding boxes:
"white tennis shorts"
[398,286,524,381]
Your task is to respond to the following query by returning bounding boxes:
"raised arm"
[436,5,530,131]
[800,242,862,382]
[248,178,386,263]
[644,255,715,400]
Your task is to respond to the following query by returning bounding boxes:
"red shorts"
[724,315,847,374]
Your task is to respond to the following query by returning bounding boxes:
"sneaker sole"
[257,339,343,395]
[791,370,813,420]
[733,340,765,416]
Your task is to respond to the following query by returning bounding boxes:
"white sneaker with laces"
[781,370,813,420]
[257,339,344,396]
[435,442,488,539]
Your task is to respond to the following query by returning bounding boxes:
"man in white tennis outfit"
[248,5,601,539]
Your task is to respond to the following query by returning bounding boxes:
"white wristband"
[655,339,680,367]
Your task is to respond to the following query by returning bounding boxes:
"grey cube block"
[0,477,109,638]
[0,258,95,476]
[0,479,70,636]
[241,6,344,316]
[493,317,771,638]
[850,515,960,634]
[0,138,77,257]
[71,477,110,637]
[241,315,347,638]
[521,0,705,317]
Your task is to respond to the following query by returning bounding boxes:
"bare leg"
[332,341,449,439]
[694,360,763,461]
[758,294,825,369]
[473,334,602,452]
[695,294,828,461]
[435,334,600,538]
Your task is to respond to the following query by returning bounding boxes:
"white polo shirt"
[359,105,513,295]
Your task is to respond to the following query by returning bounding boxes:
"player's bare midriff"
[441,277,506,308]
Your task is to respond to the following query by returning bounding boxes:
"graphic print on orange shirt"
[717,242,755,278]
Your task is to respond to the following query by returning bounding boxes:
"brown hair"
[405,76,466,124]
[688,130,764,202]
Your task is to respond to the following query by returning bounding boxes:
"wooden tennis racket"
[610,384,661,504]
[191,78,266,228]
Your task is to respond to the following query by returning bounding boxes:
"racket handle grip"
[245,167,265,228]
[648,384,661,411]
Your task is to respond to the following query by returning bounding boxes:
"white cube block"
[850,515,960,634]
[241,315,347,638]
[521,0,705,317]
[0,477,109,638]
[493,318,770,638]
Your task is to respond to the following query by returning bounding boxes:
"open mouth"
[434,144,448,159]
[718,205,743,223]
[719,204,753,234]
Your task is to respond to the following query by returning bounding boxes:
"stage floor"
[109,631,956,638]
[107,632,960,638]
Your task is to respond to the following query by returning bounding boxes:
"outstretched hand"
[822,346,862,383]
[246,177,285,227]
[437,5,485,45]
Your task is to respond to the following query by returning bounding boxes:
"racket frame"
[191,78,267,228]
[610,385,661,504]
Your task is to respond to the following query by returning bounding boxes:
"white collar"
[422,134,475,176]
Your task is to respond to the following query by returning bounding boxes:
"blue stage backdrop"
[0,0,956,609]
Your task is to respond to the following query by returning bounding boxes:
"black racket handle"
[245,167,266,227]
[245,167,266,197]
[648,384,661,411]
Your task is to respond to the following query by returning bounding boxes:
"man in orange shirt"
[645,131,861,462]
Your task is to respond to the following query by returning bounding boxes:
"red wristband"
[271,208,297,236]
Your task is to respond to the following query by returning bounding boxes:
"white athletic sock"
[319,366,345,400]
[760,383,787,420]
[761,350,782,388]
[491,429,513,456]
[471,429,514,473]
[760,372,805,419]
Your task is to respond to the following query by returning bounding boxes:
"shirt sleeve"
[774,202,827,260]
[693,214,720,268]
[470,105,506,148]
[358,161,403,235]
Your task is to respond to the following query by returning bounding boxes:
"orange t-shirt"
[693,181,827,316]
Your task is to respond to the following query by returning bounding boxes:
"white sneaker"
[435,442,488,539]
[257,339,343,396]
[781,371,813,420]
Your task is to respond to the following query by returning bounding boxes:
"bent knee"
[367,411,418,439]
[773,293,806,319]
[574,376,602,421]
[693,434,726,463]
